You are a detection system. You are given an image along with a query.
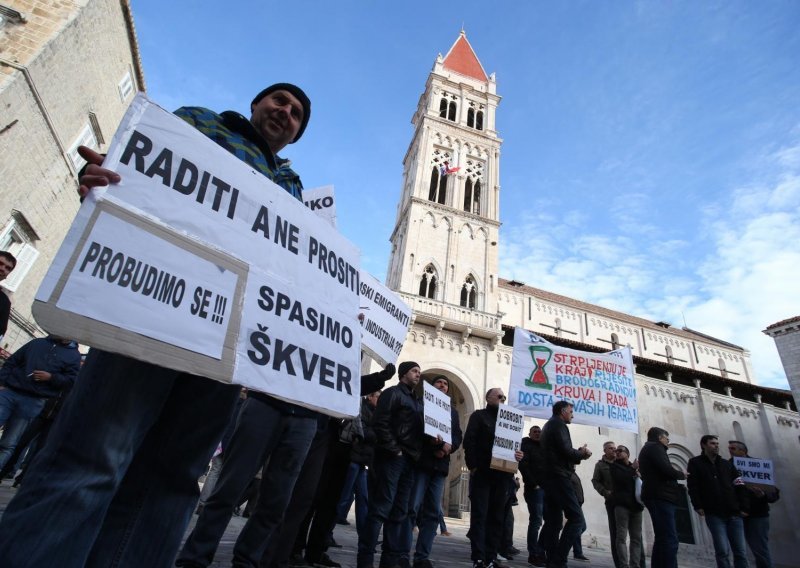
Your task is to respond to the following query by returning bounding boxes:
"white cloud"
[501,141,800,390]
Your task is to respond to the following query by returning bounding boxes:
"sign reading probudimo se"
[34,94,362,418]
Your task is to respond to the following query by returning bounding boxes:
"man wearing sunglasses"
[463,388,523,568]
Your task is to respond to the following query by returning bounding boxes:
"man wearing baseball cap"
[0,84,313,567]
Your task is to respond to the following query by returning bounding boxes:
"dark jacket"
[351,397,378,466]
[747,485,780,518]
[611,460,644,512]
[373,381,424,460]
[592,458,615,504]
[0,290,9,338]
[687,455,749,516]
[417,403,462,475]
[541,414,583,478]
[638,440,686,504]
[463,405,500,471]
[0,337,81,398]
[570,471,585,505]
[519,436,545,491]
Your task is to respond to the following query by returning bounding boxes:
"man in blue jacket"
[0,335,81,470]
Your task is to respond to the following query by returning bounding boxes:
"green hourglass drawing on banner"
[526,345,553,390]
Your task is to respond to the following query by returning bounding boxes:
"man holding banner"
[463,388,524,568]
[0,83,313,568]
[539,400,592,568]
[728,441,780,568]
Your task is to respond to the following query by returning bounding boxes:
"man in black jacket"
[464,387,523,568]
[407,376,462,568]
[638,427,686,568]
[687,435,749,568]
[728,440,779,568]
[539,400,592,568]
[519,425,546,566]
[357,361,424,568]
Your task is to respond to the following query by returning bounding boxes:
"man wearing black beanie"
[0,83,316,568]
[358,361,424,568]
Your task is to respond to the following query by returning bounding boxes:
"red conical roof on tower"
[441,31,488,82]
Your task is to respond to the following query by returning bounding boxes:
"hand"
[580,444,592,458]
[381,363,396,380]
[442,443,452,454]
[77,146,120,198]
[30,370,52,382]
[514,449,524,462]
[632,458,639,470]
[696,509,705,516]
[740,511,749,518]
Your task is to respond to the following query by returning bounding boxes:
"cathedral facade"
[383,32,799,567]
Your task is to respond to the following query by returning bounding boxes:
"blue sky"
[130,1,800,389]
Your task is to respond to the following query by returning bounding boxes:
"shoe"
[309,553,341,568]
[327,536,342,548]
[573,555,590,562]
[528,553,546,567]
[336,518,350,525]
[488,559,508,568]
[472,562,485,568]
[413,560,433,568]
[508,546,521,556]
[440,530,452,536]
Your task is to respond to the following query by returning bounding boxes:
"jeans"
[0,349,242,568]
[408,469,446,562]
[524,487,544,555]
[644,498,679,568]
[337,461,361,520]
[468,468,513,563]
[540,473,585,565]
[572,515,587,557]
[744,516,771,568]
[198,453,224,505]
[352,465,369,535]
[177,396,316,567]
[357,452,416,568]
[607,501,622,567]
[0,388,47,470]
[705,514,749,568]
[615,506,643,568]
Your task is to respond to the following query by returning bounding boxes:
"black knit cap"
[398,361,420,379]
[251,83,311,143]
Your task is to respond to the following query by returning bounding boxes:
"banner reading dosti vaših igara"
[509,327,639,432]
[33,93,361,417]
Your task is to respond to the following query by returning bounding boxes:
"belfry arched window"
[448,101,457,121]
[419,265,438,299]
[467,108,475,128]
[463,178,481,214]
[428,167,447,204]
[439,98,448,118]
[476,110,484,130]
[460,275,477,309]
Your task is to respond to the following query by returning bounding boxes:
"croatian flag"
[439,161,460,176]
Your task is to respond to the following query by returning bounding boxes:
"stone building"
[764,316,800,413]
[384,32,799,567]
[0,0,144,349]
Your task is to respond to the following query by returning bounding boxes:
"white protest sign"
[509,327,638,433]
[358,272,411,366]
[733,457,776,486]
[423,380,452,444]
[34,93,361,417]
[492,403,525,462]
[302,185,337,228]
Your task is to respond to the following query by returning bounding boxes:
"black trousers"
[469,468,512,562]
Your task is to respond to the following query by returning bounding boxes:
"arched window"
[467,108,475,128]
[419,265,437,299]
[665,345,674,364]
[439,98,448,118]
[464,178,473,212]
[448,101,457,122]
[476,110,484,130]
[460,275,477,309]
[463,179,481,215]
[611,333,620,350]
[733,421,745,444]
[428,167,447,204]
